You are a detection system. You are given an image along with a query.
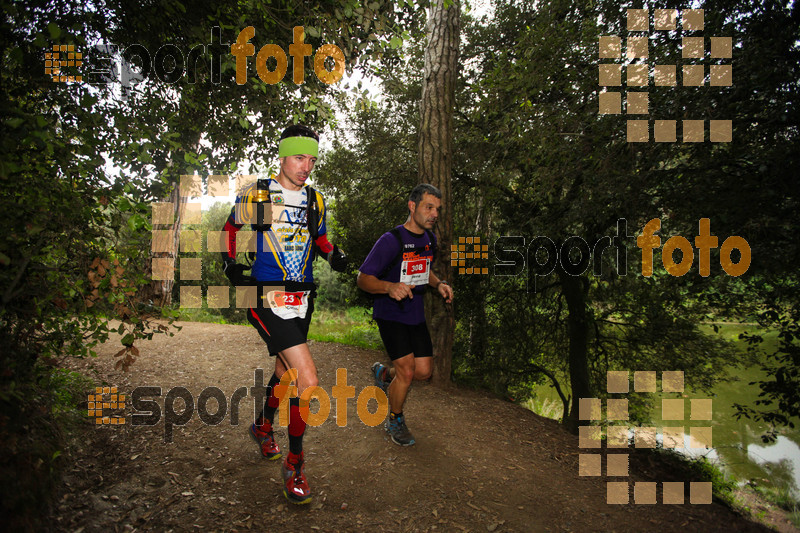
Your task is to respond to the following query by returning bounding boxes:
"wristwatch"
[437,280,449,289]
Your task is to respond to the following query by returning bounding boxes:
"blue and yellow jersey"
[222,177,327,283]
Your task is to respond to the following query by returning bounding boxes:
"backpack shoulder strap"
[305,185,319,240]
[425,229,437,262]
[377,227,404,280]
[247,177,273,265]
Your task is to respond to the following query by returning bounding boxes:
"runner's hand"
[438,281,454,304]
[388,282,415,301]
[223,262,256,286]
[328,245,348,272]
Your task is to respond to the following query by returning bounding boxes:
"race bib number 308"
[400,258,430,286]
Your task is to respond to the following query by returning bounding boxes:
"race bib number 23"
[264,290,310,319]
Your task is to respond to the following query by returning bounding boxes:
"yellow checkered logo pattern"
[46,44,83,83]
[151,174,263,308]
[599,9,732,143]
[578,371,713,504]
[451,236,489,275]
[87,386,126,425]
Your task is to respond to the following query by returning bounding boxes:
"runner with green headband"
[220,124,348,504]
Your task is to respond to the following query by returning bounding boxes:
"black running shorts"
[247,298,315,356]
[375,318,433,360]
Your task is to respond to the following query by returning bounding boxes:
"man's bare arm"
[357,272,415,301]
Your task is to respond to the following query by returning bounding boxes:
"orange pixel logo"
[45,44,83,82]
[88,386,126,425]
[451,236,489,275]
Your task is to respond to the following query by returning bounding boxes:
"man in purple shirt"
[357,184,454,445]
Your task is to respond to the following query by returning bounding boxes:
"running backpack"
[376,227,438,281]
[246,179,321,265]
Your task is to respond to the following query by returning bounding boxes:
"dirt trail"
[55,321,787,532]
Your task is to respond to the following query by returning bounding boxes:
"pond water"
[529,324,800,496]
[690,350,800,496]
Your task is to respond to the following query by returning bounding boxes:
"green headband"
[278,136,319,158]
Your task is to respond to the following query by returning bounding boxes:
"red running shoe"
[249,421,281,460]
[282,452,312,504]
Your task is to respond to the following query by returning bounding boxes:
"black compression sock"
[258,372,281,424]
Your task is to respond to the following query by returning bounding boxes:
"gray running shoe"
[371,361,390,393]
[386,414,415,446]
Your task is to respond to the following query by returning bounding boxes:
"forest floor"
[53,321,797,532]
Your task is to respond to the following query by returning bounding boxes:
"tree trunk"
[419,0,460,387]
[165,183,187,306]
[146,133,200,308]
[468,190,489,361]
[559,269,591,433]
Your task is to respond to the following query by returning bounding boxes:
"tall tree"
[419,0,460,386]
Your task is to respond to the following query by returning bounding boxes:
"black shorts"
[247,298,315,356]
[375,318,433,360]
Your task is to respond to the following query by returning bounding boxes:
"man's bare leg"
[274,343,318,504]
[385,354,431,446]
[387,353,431,414]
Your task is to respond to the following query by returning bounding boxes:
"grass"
[173,305,384,351]
[688,454,739,507]
[308,307,383,351]
[172,307,242,325]
[752,484,800,520]
[522,396,562,421]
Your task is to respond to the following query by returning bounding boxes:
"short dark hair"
[409,183,442,205]
[279,124,319,142]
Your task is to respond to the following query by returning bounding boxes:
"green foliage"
[791,511,800,530]
[521,396,562,421]
[47,368,95,426]
[311,200,360,310]
[317,0,800,436]
[315,104,420,273]
[174,307,242,325]
[735,302,800,442]
[314,256,359,310]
